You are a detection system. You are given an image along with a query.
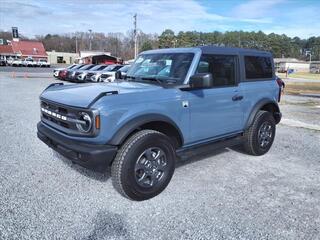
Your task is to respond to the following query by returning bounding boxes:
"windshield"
[72,64,85,70]
[119,65,130,72]
[104,65,122,72]
[126,53,194,84]
[79,64,95,70]
[90,65,105,71]
[97,65,108,70]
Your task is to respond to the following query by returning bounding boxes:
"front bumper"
[37,122,117,172]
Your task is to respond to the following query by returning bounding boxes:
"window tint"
[245,56,272,79]
[196,55,236,87]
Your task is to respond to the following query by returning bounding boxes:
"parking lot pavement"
[0,66,55,73]
[0,73,319,240]
[280,94,320,129]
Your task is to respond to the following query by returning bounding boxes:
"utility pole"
[88,29,92,51]
[75,34,78,53]
[133,13,138,59]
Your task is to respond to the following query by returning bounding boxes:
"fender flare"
[245,98,281,129]
[108,113,184,146]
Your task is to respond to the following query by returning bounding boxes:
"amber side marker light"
[95,115,100,129]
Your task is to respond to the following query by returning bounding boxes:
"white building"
[46,51,79,64]
[274,58,310,72]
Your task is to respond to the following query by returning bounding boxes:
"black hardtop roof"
[199,45,272,56]
[142,46,272,57]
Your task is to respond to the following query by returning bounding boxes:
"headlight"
[91,74,100,82]
[76,112,92,133]
[79,73,86,80]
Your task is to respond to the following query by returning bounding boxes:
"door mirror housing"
[189,73,213,89]
[115,70,122,79]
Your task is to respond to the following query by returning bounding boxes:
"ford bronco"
[37,46,282,201]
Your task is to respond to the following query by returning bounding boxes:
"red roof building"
[11,40,47,60]
[0,40,47,60]
[0,45,15,56]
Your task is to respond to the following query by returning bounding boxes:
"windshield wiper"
[141,77,166,86]
[126,75,164,86]
[126,75,177,87]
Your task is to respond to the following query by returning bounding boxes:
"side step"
[176,135,244,159]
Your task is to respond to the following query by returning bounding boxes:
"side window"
[196,55,236,87]
[244,56,272,79]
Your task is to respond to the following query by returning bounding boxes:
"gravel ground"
[0,74,320,240]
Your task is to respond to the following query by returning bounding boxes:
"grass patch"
[278,72,320,80]
[285,82,320,95]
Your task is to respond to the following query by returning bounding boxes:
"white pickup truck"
[23,58,38,67]
[37,59,50,68]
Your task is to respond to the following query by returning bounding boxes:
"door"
[185,54,244,144]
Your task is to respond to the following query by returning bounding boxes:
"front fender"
[107,113,184,145]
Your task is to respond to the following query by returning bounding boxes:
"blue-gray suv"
[37,46,282,201]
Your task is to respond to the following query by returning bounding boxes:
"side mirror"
[115,70,122,79]
[189,73,213,89]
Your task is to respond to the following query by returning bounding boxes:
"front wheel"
[111,130,175,201]
[243,110,276,156]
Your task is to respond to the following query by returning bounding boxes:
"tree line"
[1,29,319,61]
[158,29,320,61]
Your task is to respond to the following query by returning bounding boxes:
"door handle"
[232,95,243,101]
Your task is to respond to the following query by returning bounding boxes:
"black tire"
[243,110,276,156]
[111,130,175,201]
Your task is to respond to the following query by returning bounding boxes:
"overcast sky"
[0,0,319,39]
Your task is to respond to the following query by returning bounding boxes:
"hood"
[54,67,65,71]
[41,81,162,108]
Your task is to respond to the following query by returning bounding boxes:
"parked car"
[37,46,282,201]
[38,59,50,68]
[53,64,77,79]
[89,64,123,82]
[6,57,14,66]
[11,58,23,67]
[76,65,110,82]
[97,64,124,82]
[23,58,37,67]
[310,67,320,74]
[117,64,131,78]
[66,64,96,82]
[0,57,6,66]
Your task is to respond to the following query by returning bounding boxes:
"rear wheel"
[243,111,276,156]
[111,130,175,201]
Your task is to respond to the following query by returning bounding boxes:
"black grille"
[85,73,94,81]
[41,101,71,129]
[40,100,97,137]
